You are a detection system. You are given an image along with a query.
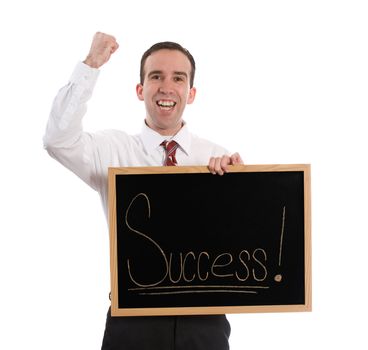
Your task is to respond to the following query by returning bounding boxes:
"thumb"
[230,152,244,165]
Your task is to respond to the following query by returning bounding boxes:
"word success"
[124,193,269,288]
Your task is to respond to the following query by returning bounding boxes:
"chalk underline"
[139,290,259,295]
[128,285,269,295]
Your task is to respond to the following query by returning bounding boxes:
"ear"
[136,83,144,101]
[187,87,196,105]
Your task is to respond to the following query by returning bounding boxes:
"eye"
[151,74,161,80]
[174,76,185,83]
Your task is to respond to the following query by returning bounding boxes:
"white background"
[1,0,367,349]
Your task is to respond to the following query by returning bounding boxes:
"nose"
[158,79,174,95]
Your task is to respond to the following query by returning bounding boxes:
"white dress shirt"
[43,62,229,219]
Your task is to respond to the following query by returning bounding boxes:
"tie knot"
[161,140,179,166]
[161,140,177,152]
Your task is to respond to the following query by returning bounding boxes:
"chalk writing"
[274,205,286,283]
[123,193,286,296]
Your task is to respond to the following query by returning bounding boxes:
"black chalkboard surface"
[108,165,311,316]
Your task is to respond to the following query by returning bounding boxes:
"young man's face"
[136,49,196,136]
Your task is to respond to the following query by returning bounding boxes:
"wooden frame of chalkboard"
[108,164,311,316]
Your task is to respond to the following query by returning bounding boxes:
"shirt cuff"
[70,61,100,90]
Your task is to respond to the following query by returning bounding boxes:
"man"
[44,32,243,350]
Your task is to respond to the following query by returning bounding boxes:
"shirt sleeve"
[43,62,101,190]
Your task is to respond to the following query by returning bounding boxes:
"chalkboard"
[108,164,311,316]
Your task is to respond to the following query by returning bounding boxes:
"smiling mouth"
[156,100,177,110]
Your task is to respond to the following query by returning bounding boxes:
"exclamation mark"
[274,206,286,283]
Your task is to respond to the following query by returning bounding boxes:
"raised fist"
[83,32,119,69]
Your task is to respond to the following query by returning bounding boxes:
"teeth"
[157,100,176,107]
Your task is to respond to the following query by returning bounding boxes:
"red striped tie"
[161,140,179,166]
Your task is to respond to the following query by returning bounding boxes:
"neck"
[145,120,184,136]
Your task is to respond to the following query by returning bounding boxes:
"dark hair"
[140,41,196,88]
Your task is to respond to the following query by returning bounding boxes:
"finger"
[230,152,244,165]
[220,155,231,174]
[214,157,224,176]
[110,41,119,54]
[208,157,216,174]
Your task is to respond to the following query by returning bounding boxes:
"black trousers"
[101,308,231,350]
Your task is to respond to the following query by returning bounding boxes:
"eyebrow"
[173,71,188,78]
[147,70,188,78]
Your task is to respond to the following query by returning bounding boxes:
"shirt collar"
[140,121,191,156]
